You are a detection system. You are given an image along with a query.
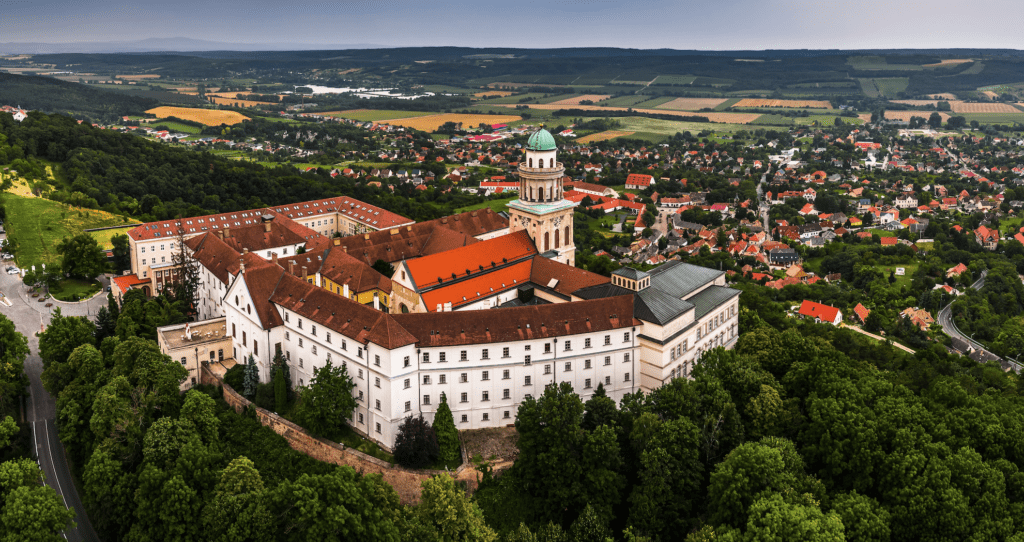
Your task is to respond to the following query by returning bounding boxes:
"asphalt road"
[937,270,988,352]
[0,269,106,542]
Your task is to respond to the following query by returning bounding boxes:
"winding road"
[936,270,1023,372]
[1,270,105,542]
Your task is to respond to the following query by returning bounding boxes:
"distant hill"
[0,73,157,121]
[0,38,385,55]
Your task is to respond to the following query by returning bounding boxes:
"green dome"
[526,129,556,151]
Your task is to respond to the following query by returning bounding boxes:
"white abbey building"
[157,129,741,450]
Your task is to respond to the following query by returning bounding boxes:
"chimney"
[264,221,271,233]
[342,246,347,253]
[239,257,245,274]
[302,266,308,280]
[272,253,278,266]
[333,238,340,246]
[288,260,295,275]
[343,284,349,298]
[242,248,248,255]
[224,226,231,238]
[215,229,224,240]
[373,293,380,311]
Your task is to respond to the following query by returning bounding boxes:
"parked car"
[6,268,18,275]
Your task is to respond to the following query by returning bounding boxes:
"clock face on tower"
[518,215,532,228]
[553,216,562,228]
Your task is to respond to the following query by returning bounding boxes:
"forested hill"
[0,112,475,222]
[0,73,157,120]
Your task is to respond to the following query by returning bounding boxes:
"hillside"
[0,72,157,121]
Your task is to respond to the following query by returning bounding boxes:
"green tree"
[55,233,106,280]
[928,112,943,129]
[394,415,439,469]
[242,354,259,399]
[830,490,890,542]
[0,458,76,541]
[0,314,28,415]
[412,474,497,542]
[111,233,131,273]
[372,259,395,278]
[39,309,94,395]
[569,504,610,542]
[274,365,287,413]
[200,457,273,542]
[432,392,460,465]
[297,360,356,438]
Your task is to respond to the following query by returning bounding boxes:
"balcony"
[518,163,564,174]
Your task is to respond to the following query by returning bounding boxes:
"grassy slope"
[4,194,129,268]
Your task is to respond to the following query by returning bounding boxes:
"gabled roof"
[405,230,537,292]
[798,300,840,322]
[421,260,532,312]
[530,255,609,297]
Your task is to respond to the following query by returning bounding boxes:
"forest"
[0,73,157,122]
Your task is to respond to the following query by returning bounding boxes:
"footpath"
[839,323,916,354]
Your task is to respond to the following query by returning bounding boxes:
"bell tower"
[507,129,576,266]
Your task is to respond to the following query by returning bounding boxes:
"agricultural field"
[144,106,248,126]
[960,62,985,75]
[598,95,653,107]
[490,103,763,123]
[317,109,436,121]
[890,100,941,107]
[547,94,612,106]
[714,98,741,111]
[652,75,698,85]
[149,121,202,134]
[602,116,749,135]
[748,115,795,126]
[577,130,636,143]
[923,59,973,68]
[384,113,523,132]
[847,56,924,70]
[794,115,866,126]
[631,96,677,109]
[473,91,514,97]
[476,93,549,104]
[116,74,161,80]
[950,101,1021,114]
[884,111,950,122]
[4,194,131,268]
[207,96,275,108]
[861,78,910,98]
[958,112,1024,124]
[655,97,728,111]
[733,98,832,109]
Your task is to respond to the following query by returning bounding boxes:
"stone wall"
[201,363,473,504]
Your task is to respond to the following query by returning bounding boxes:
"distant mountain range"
[0,38,386,54]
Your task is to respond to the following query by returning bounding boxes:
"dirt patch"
[461,426,519,464]
[923,59,973,68]
[733,98,832,109]
[884,111,950,122]
[656,97,727,111]
[578,130,636,143]
[548,94,612,106]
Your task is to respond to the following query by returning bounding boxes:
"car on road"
[5,267,18,275]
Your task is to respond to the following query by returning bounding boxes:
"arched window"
[555,229,560,249]
[401,303,410,314]
[528,157,533,168]
[565,225,571,245]
[544,232,550,252]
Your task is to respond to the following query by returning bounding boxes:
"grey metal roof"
[634,288,695,325]
[690,286,741,320]
[613,267,650,280]
[647,261,724,300]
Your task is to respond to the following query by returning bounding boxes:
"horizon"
[4,0,1023,51]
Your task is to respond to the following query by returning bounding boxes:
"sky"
[2,0,1022,51]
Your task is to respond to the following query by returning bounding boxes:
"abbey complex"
[120,130,739,449]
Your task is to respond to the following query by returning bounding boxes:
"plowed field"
[655,97,728,110]
[733,99,832,109]
[384,113,522,131]
[547,94,612,106]
[578,130,636,143]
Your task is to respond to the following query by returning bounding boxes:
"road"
[0,269,106,542]
[937,270,988,352]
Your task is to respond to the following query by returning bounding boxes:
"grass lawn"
[873,263,919,289]
[4,194,131,269]
[87,226,137,250]
[608,116,749,135]
[330,424,394,463]
[318,110,435,122]
[868,228,897,237]
[151,120,202,134]
[49,278,102,302]
[456,196,516,214]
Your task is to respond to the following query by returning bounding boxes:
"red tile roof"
[798,300,840,323]
[853,303,870,323]
[112,273,150,295]
[421,260,533,311]
[406,230,537,290]
[529,255,609,297]
[880,237,898,246]
[625,173,654,187]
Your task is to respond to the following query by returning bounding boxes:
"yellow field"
[890,100,940,107]
[116,74,161,80]
[923,59,973,68]
[474,91,514,97]
[733,99,832,109]
[489,103,763,124]
[951,101,1020,113]
[207,96,277,108]
[88,227,136,250]
[884,111,950,122]
[929,93,958,100]
[578,130,636,143]
[548,94,612,106]
[145,106,249,126]
[656,97,728,111]
[384,114,523,132]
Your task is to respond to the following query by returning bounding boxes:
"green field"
[858,78,881,98]
[456,196,516,214]
[876,263,919,289]
[847,56,924,71]
[714,98,742,111]
[476,93,549,104]
[50,278,102,302]
[87,226,136,250]
[608,116,748,135]
[319,110,435,122]
[652,75,698,85]
[632,96,677,109]
[151,120,202,134]
[748,114,796,126]
[795,115,866,126]
[959,112,1024,125]
[5,194,131,268]
[868,228,897,237]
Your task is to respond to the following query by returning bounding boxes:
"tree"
[432,393,460,465]
[297,360,356,438]
[274,365,287,413]
[947,116,967,130]
[928,112,943,129]
[111,233,131,273]
[39,309,94,395]
[0,458,76,540]
[372,259,395,278]
[94,305,116,342]
[200,457,273,542]
[394,415,440,469]
[55,233,106,280]
[412,474,497,542]
[171,217,201,320]
[0,314,28,414]
[242,354,259,399]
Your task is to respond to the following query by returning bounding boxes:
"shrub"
[223,364,244,391]
[393,415,439,469]
[254,382,275,411]
[432,392,460,465]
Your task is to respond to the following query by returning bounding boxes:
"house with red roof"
[946,263,968,278]
[880,237,898,246]
[853,303,870,324]
[625,173,654,190]
[798,300,842,325]
[975,225,999,250]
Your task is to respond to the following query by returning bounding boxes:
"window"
[403,356,410,368]
[423,395,431,405]
[423,352,429,362]
[604,335,611,346]
[404,401,411,412]
[460,373,468,383]
[564,362,572,372]
[326,353,331,363]
[375,422,381,434]
[504,410,511,419]
[671,349,676,361]
[482,349,489,360]
[682,340,688,352]
[585,359,592,369]
[482,391,489,402]
[585,378,592,389]
[358,369,363,379]
[605,376,611,385]
[624,353,631,362]
[299,358,304,368]
[326,333,331,343]
[374,355,380,367]
[358,348,363,358]
[525,355,531,365]
[544,364,551,375]
[564,340,571,351]
[358,390,364,401]
[404,378,410,389]
[481,371,489,381]
[525,376,532,386]
[311,325,317,336]
[461,415,468,423]
[625,372,631,382]
[375,399,381,411]
[423,375,431,384]
[285,332,290,341]
[439,352,447,362]
[342,339,347,350]
[460,392,468,403]
[285,312,289,322]
[298,319,303,329]
[243,331,247,346]
[604,356,611,366]
[180,357,187,365]
[585,338,592,348]
[375,377,380,388]
[142,247,146,253]
[482,413,490,421]
[503,389,510,399]
[287,351,291,361]
[460,350,467,361]
[624,332,631,342]
[358,413,364,424]
[503,369,510,380]
[298,338,303,348]
[440,374,447,384]
[543,343,550,353]
[311,345,317,355]
[502,347,510,358]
